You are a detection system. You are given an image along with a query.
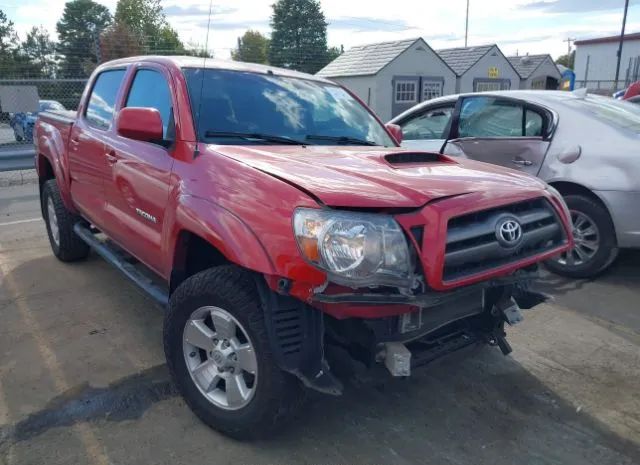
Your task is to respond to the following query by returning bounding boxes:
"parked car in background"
[390,90,640,278]
[623,81,640,101]
[10,100,65,142]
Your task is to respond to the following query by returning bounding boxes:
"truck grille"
[443,198,565,281]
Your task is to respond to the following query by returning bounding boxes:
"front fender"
[167,194,275,275]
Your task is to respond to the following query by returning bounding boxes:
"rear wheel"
[42,180,90,262]
[164,266,303,439]
[545,194,618,278]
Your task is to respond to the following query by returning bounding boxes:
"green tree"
[21,26,57,78]
[0,9,19,75]
[231,30,269,64]
[269,0,329,73]
[114,0,184,54]
[326,45,343,63]
[56,0,112,77]
[556,50,575,70]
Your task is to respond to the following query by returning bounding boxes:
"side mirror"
[116,107,163,142]
[385,123,403,144]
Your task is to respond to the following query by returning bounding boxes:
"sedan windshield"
[183,68,394,146]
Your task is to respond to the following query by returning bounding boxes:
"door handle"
[512,159,533,166]
[106,151,118,164]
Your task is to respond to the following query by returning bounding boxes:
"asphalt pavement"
[0,182,639,465]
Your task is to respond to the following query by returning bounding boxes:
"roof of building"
[436,44,495,76]
[316,38,422,77]
[507,54,560,79]
[575,32,640,46]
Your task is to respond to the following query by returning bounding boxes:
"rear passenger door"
[103,65,175,276]
[69,68,126,226]
[443,96,552,176]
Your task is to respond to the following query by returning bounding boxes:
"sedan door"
[442,95,553,176]
[395,102,457,152]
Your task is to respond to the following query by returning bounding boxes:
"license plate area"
[399,289,485,335]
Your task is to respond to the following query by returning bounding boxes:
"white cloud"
[5,0,640,60]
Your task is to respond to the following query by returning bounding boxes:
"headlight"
[293,208,412,287]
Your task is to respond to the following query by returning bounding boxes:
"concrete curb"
[0,169,39,187]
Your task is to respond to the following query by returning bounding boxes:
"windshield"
[182,68,394,146]
[567,95,640,133]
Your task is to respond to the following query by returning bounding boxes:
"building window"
[395,81,417,103]
[422,81,442,100]
[474,79,511,92]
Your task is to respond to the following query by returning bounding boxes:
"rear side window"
[458,97,544,138]
[125,69,173,140]
[85,69,126,129]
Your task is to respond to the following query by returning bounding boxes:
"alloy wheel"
[182,306,258,410]
[556,209,600,267]
[47,196,60,247]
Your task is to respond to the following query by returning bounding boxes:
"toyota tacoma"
[34,56,572,438]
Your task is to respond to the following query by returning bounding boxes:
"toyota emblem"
[496,217,523,248]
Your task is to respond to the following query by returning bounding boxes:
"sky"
[5,0,640,60]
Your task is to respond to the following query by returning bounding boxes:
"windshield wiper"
[305,134,378,146]
[203,131,306,145]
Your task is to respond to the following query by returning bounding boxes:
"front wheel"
[164,266,303,439]
[545,194,618,278]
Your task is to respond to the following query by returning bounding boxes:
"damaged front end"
[258,267,550,396]
[258,193,569,395]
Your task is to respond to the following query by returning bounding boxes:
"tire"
[545,194,618,279]
[14,130,23,142]
[42,179,90,262]
[164,265,304,439]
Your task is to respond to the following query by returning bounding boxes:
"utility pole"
[614,0,630,90]
[465,0,470,47]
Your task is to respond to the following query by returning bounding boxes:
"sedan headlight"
[293,208,412,287]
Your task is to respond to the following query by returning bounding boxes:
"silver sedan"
[390,90,640,278]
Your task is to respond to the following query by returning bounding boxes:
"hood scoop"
[385,152,443,165]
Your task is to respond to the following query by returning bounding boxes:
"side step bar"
[73,223,169,308]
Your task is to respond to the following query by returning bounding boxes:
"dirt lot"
[1,182,639,465]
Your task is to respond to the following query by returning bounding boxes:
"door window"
[458,97,544,138]
[395,81,417,103]
[85,69,126,129]
[401,106,454,140]
[422,81,442,100]
[125,69,173,140]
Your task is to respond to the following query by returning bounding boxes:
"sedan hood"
[209,145,547,208]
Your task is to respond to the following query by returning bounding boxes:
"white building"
[507,54,562,90]
[436,44,520,93]
[574,32,640,89]
[316,38,457,120]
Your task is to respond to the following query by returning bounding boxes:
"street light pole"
[614,0,630,90]
[465,0,470,47]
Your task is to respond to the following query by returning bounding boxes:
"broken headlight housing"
[293,208,412,288]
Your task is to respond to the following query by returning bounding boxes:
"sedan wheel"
[556,210,599,266]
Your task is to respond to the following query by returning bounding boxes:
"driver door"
[442,96,552,176]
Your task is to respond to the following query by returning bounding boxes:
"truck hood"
[208,145,548,208]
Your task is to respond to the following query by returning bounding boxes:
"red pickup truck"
[35,56,572,438]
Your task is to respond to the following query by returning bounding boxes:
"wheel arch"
[548,180,618,243]
[168,196,276,293]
